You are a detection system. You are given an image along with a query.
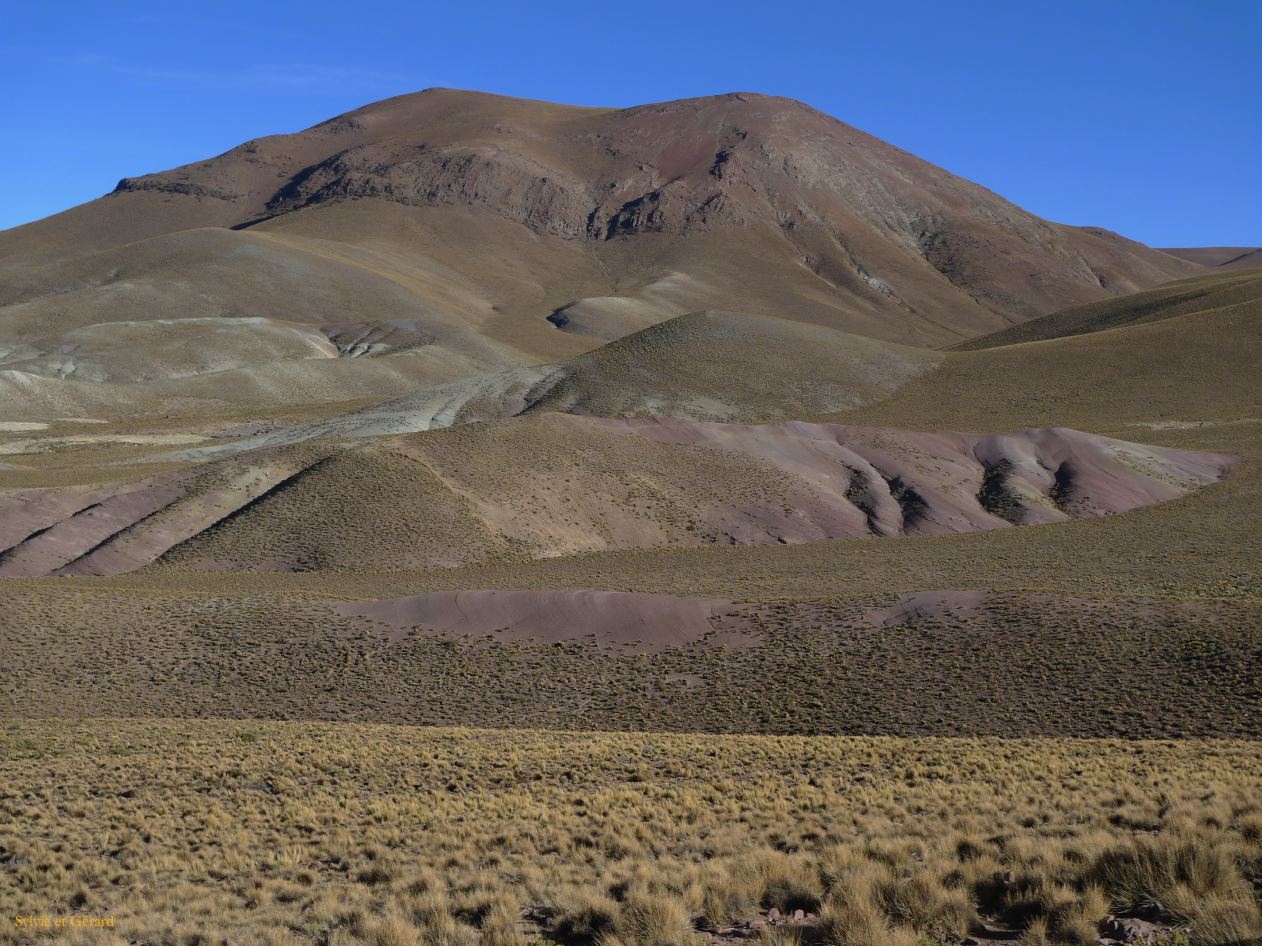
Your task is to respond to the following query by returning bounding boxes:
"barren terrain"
[1,89,1258,946]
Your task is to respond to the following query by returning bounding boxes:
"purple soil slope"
[599,419,1233,537]
[0,462,305,578]
[335,590,751,652]
[0,423,1233,578]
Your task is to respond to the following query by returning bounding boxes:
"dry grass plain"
[3,720,1262,946]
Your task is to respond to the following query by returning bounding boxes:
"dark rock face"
[113,177,242,201]
[266,145,596,237]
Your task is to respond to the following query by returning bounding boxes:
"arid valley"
[1,69,1259,946]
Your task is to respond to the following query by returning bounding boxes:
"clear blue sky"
[3,0,1258,245]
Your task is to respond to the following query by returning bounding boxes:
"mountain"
[0,89,1199,422]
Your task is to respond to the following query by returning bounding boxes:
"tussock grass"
[1,720,1260,946]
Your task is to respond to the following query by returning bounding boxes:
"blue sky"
[3,0,1258,245]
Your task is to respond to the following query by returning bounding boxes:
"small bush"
[605,893,698,946]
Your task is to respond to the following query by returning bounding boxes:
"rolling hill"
[0,264,1257,741]
[0,415,1231,577]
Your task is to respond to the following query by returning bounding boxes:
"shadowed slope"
[1162,246,1262,270]
[851,274,1262,437]
[951,268,1262,351]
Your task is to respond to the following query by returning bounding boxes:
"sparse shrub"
[481,898,530,946]
[817,897,920,946]
[605,892,699,946]
[875,872,975,939]
[755,851,822,913]
[554,890,620,942]
[1045,885,1110,946]
[1236,813,1262,844]
[1018,916,1050,946]
[698,864,760,928]
[359,914,424,946]
[1090,836,1247,914]
[817,846,887,905]
[1179,899,1262,946]
[4,720,1262,946]
[758,925,802,946]
[357,864,393,886]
